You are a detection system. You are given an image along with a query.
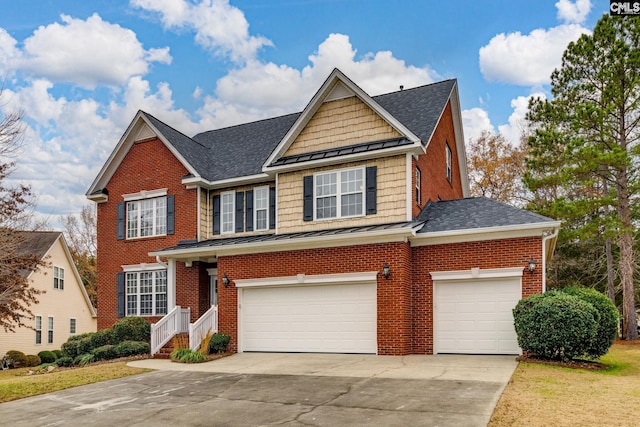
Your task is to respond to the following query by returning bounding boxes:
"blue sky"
[0,0,609,228]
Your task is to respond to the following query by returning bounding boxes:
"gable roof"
[87,69,466,194]
[416,197,557,234]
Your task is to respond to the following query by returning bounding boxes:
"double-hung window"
[254,186,269,231]
[47,317,54,344]
[53,266,64,290]
[315,167,364,220]
[445,142,452,182]
[126,196,167,238]
[221,191,235,234]
[125,269,167,316]
[35,316,42,344]
[69,318,77,334]
[415,167,421,205]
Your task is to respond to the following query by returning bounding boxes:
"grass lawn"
[0,362,150,403]
[489,342,640,426]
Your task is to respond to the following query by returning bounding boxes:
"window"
[314,168,364,220]
[126,196,167,239]
[53,266,64,290]
[69,318,76,334]
[221,191,235,234]
[35,316,42,344]
[254,186,269,231]
[446,143,452,181]
[415,167,421,205]
[47,317,54,344]
[126,270,167,316]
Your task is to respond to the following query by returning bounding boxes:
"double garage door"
[240,282,377,354]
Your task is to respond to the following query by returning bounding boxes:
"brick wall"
[411,236,543,354]
[96,137,200,329]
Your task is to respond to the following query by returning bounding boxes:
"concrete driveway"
[0,353,517,427]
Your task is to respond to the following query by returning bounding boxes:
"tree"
[525,14,640,340]
[466,131,527,205]
[63,205,97,307]
[0,106,44,332]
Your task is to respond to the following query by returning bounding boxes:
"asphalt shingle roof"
[416,197,555,233]
[143,79,456,182]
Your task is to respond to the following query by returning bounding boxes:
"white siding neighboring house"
[0,231,97,356]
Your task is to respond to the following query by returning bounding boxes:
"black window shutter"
[235,191,244,233]
[166,195,175,235]
[212,195,220,235]
[366,166,377,215]
[117,272,125,318]
[245,190,254,232]
[303,176,313,221]
[117,202,125,240]
[269,187,276,229]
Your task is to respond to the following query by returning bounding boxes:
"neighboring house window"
[125,269,167,316]
[221,191,235,234]
[47,317,54,344]
[314,167,364,220]
[35,316,42,344]
[53,266,64,290]
[416,167,421,205]
[254,186,269,231]
[69,318,76,334]
[126,196,167,239]
[446,142,452,182]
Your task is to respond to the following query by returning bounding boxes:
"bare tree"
[63,205,97,307]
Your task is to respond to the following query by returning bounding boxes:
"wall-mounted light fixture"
[222,274,230,287]
[382,263,390,279]
[528,258,536,274]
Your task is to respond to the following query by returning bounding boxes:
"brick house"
[87,69,559,356]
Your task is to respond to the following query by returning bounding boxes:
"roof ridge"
[372,78,456,98]
[193,111,301,138]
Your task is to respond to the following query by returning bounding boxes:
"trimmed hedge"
[209,333,231,354]
[114,340,150,357]
[111,317,150,343]
[5,350,27,368]
[52,349,63,359]
[25,354,41,367]
[92,345,118,361]
[89,329,114,348]
[55,356,74,367]
[38,350,57,364]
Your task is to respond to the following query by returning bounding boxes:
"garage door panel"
[435,278,521,355]
[241,283,377,354]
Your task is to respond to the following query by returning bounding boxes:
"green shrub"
[111,317,150,343]
[52,349,62,359]
[5,350,27,368]
[89,329,114,348]
[25,354,41,367]
[171,348,207,363]
[38,350,57,364]
[514,292,599,361]
[55,356,74,367]
[92,345,118,361]
[114,340,150,357]
[560,287,619,358]
[208,333,231,354]
[62,333,94,358]
[74,353,95,367]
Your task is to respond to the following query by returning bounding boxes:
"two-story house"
[87,69,560,356]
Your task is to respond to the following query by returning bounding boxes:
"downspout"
[541,228,559,293]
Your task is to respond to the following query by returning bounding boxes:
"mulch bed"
[515,354,609,370]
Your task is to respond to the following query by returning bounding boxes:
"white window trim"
[313,166,365,221]
[126,196,167,239]
[221,190,235,234]
[47,316,54,344]
[124,268,168,317]
[123,188,168,202]
[35,315,42,345]
[69,318,77,334]
[446,143,452,181]
[53,266,64,290]
[253,185,269,231]
[122,263,166,272]
[416,167,421,205]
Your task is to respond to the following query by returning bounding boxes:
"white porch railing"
[189,305,219,351]
[150,306,191,355]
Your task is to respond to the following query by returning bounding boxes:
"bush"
[514,292,599,361]
[74,353,95,367]
[560,287,619,358]
[5,350,27,368]
[52,350,63,359]
[209,333,231,354]
[111,317,150,343]
[25,354,41,367]
[114,340,150,357]
[55,356,74,367]
[91,345,118,361]
[62,333,94,358]
[89,329,114,348]
[38,351,57,364]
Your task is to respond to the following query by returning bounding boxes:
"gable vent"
[325,81,354,102]
[134,123,156,142]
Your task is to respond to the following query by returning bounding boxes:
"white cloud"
[479,24,589,86]
[0,28,20,76]
[497,92,547,146]
[556,0,592,24]
[462,108,494,144]
[131,0,271,64]
[19,13,171,88]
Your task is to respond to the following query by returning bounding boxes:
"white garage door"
[434,278,521,354]
[240,283,377,353]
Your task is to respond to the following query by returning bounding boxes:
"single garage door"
[434,278,521,354]
[240,283,377,353]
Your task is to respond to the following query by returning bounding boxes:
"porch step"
[153,333,190,359]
